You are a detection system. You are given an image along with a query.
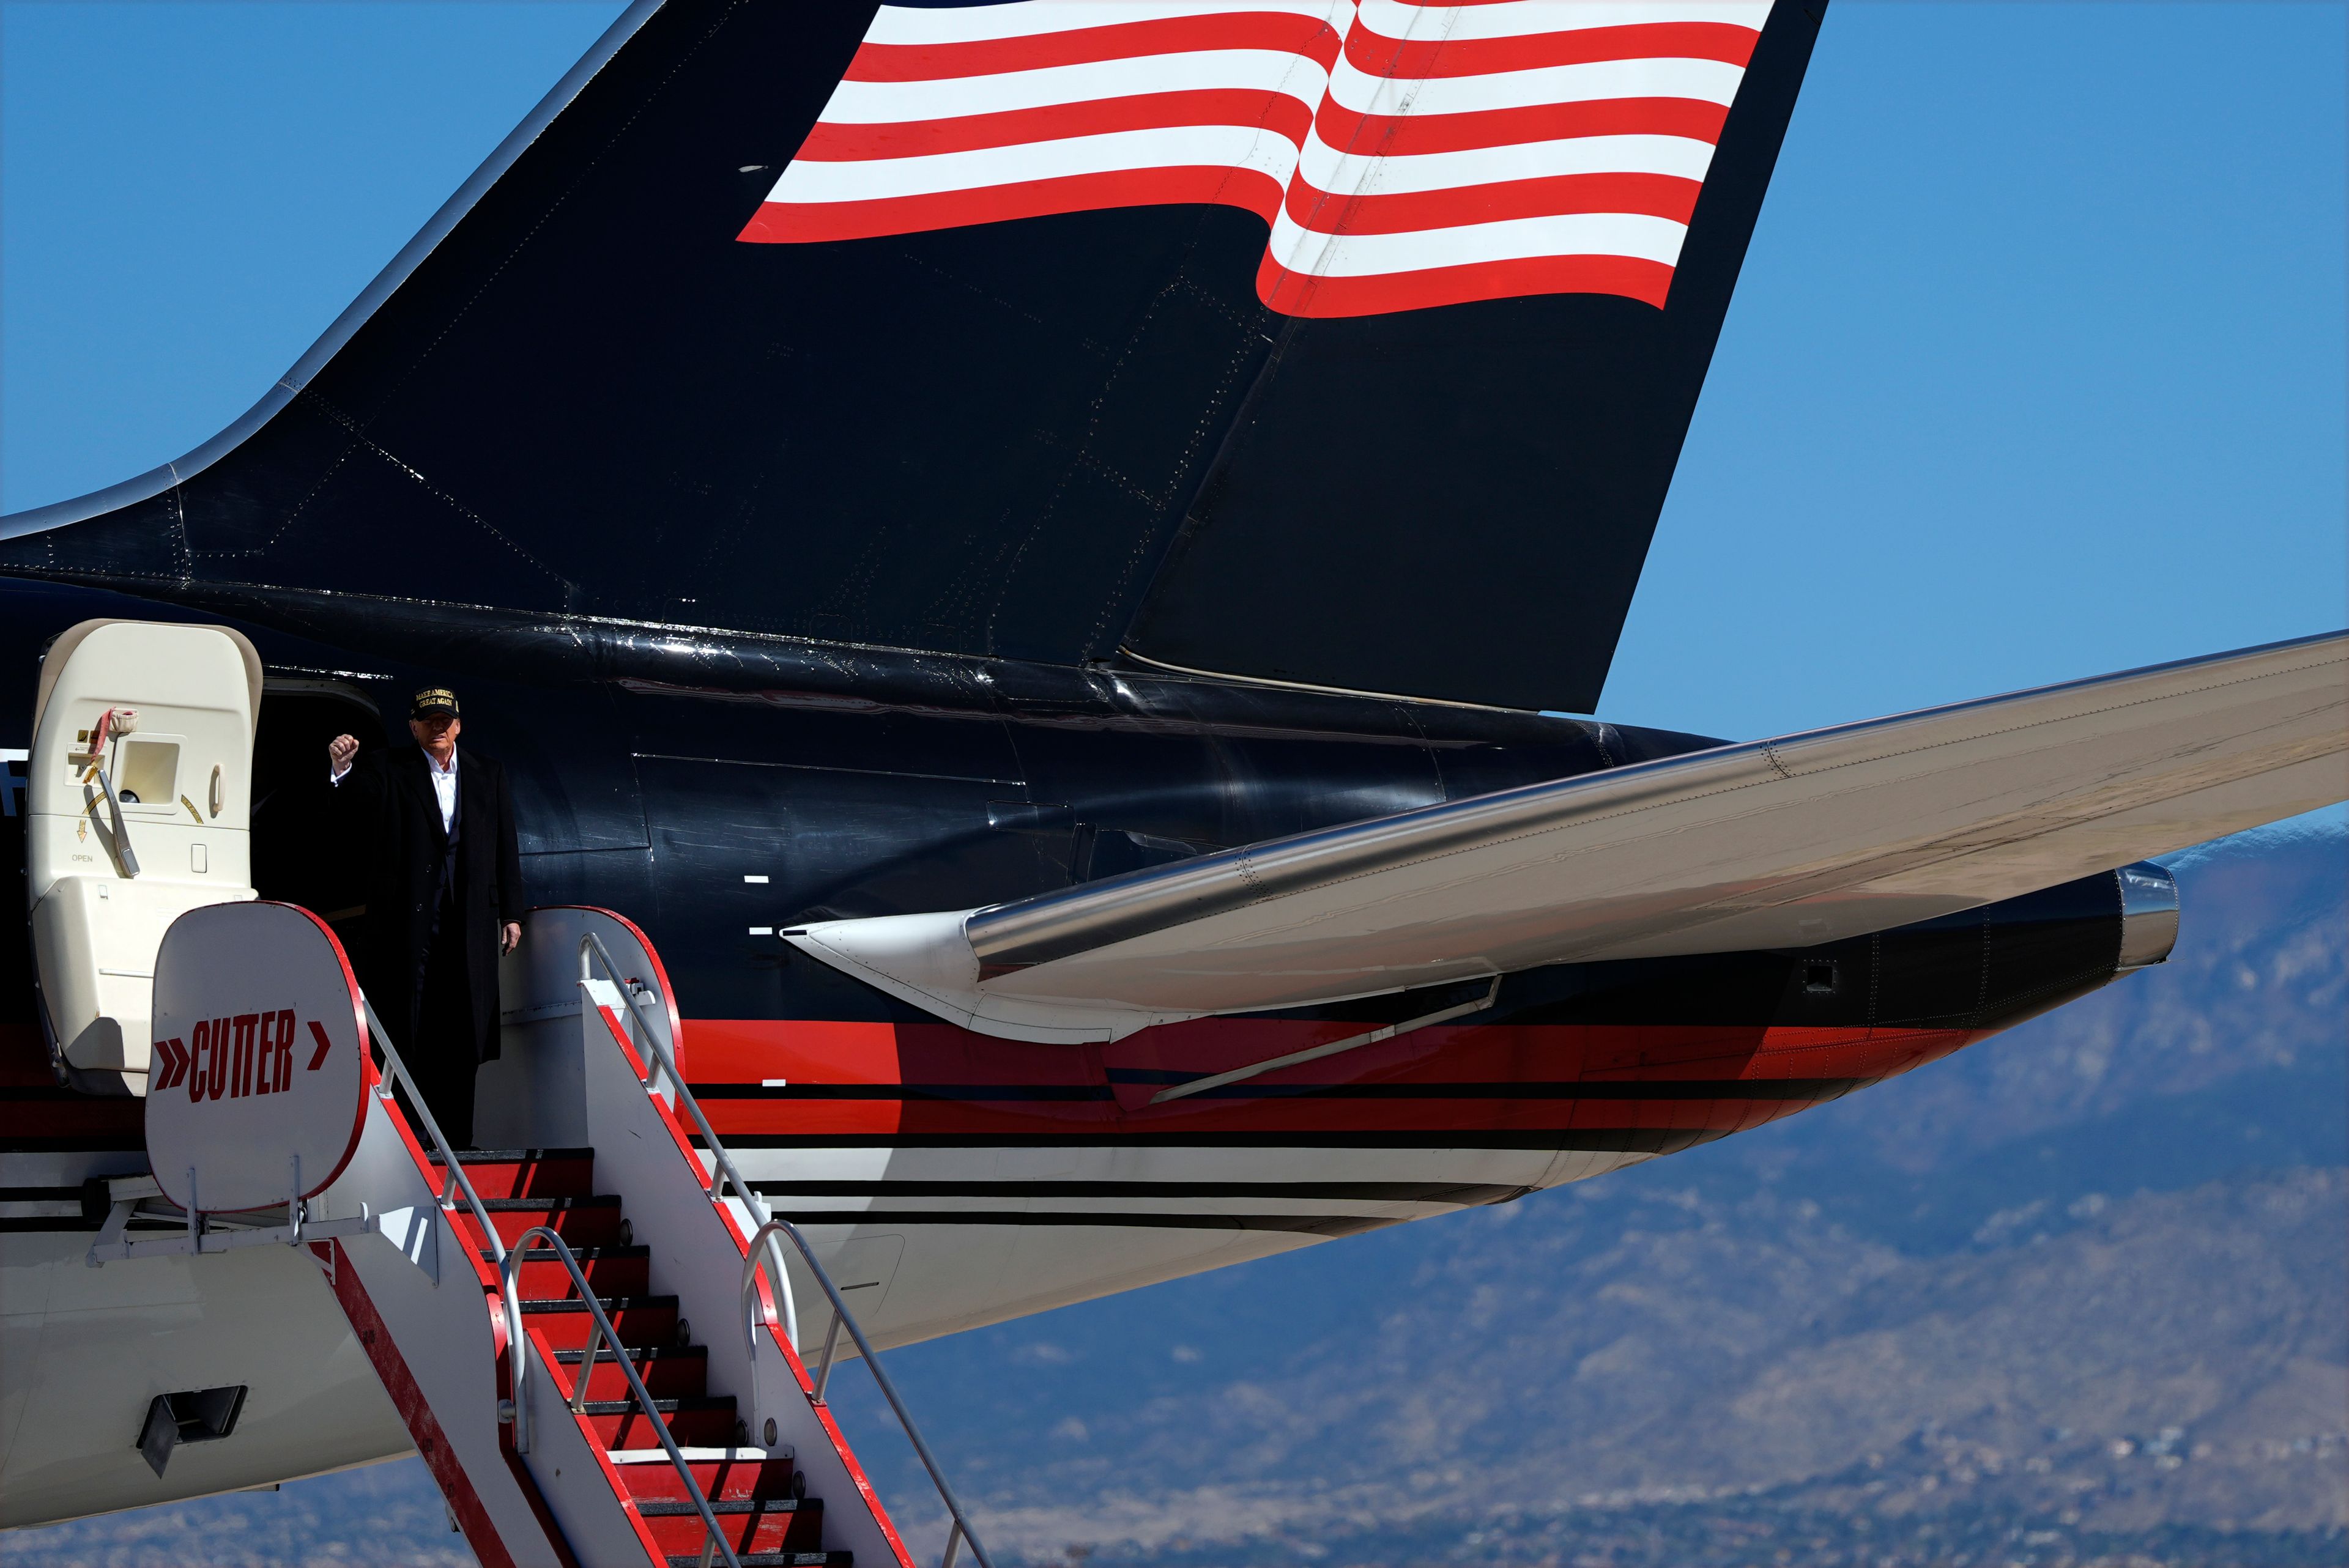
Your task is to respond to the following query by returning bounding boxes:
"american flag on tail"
[740,1,1775,317]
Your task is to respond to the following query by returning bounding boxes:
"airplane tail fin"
[0,1,1827,713]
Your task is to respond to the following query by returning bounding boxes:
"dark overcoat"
[333,745,525,1065]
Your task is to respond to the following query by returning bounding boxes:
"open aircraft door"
[27,619,261,1093]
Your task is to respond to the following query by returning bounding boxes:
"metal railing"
[500,1224,740,1568]
[577,933,795,1336]
[741,1219,994,1568]
[578,931,994,1568]
[362,997,504,1268]
[370,999,734,1562]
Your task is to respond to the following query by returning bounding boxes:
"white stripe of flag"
[742,0,1776,318]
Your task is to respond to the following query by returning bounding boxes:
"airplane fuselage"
[0,577,2147,1523]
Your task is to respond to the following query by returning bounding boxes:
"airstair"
[93,900,990,1568]
[437,1144,840,1567]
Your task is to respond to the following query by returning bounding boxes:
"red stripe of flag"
[1344,19,1761,79]
[740,165,1288,246]
[1315,94,1730,155]
[846,12,1345,83]
[792,90,1317,162]
[1284,168,1702,234]
[1256,250,1677,316]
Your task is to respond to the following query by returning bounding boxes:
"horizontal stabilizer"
[787,631,2349,1041]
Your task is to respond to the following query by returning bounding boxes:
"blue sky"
[2,1,2343,746]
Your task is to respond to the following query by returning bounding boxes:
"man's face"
[409,713,461,756]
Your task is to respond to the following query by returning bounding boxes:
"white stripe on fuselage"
[4,1139,1647,1522]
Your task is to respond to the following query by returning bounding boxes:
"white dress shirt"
[423,749,458,832]
[332,749,458,833]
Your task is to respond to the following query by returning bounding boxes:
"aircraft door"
[26,619,261,1094]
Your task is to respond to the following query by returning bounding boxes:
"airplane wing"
[787,631,2349,1042]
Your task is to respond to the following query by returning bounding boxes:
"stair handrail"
[577,930,995,1568]
[577,934,795,1333]
[501,1223,742,1568]
[360,997,505,1266]
[741,1219,995,1568]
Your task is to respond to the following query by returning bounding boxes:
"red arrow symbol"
[306,1019,334,1071]
[152,1036,189,1092]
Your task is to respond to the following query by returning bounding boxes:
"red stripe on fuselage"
[0,1022,146,1151]
[679,1018,1975,1142]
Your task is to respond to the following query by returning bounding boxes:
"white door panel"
[25,620,261,1093]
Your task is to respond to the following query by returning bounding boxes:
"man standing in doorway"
[328,687,524,1148]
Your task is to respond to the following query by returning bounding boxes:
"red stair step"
[637,1497,824,1556]
[405,1132,855,1563]
[580,1396,737,1448]
[617,1454,801,1505]
[521,1294,679,1348]
[425,1147,595,1200]
[490,1244,650,1298]
[458,1195,626,1248]
[551,1344,709,1402]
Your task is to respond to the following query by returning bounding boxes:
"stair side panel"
[318,1087,656,1567]
[576,996,916,1568]
[320,1234,558,1568]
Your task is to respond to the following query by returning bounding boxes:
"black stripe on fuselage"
[748,1179,1531,1202]
[700,1083,1115,1101]
[1102,1078,1867,1100]
[692,1078,1866,1102]
[750,1208,1397,1236]
[707,1130,1727,1152]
